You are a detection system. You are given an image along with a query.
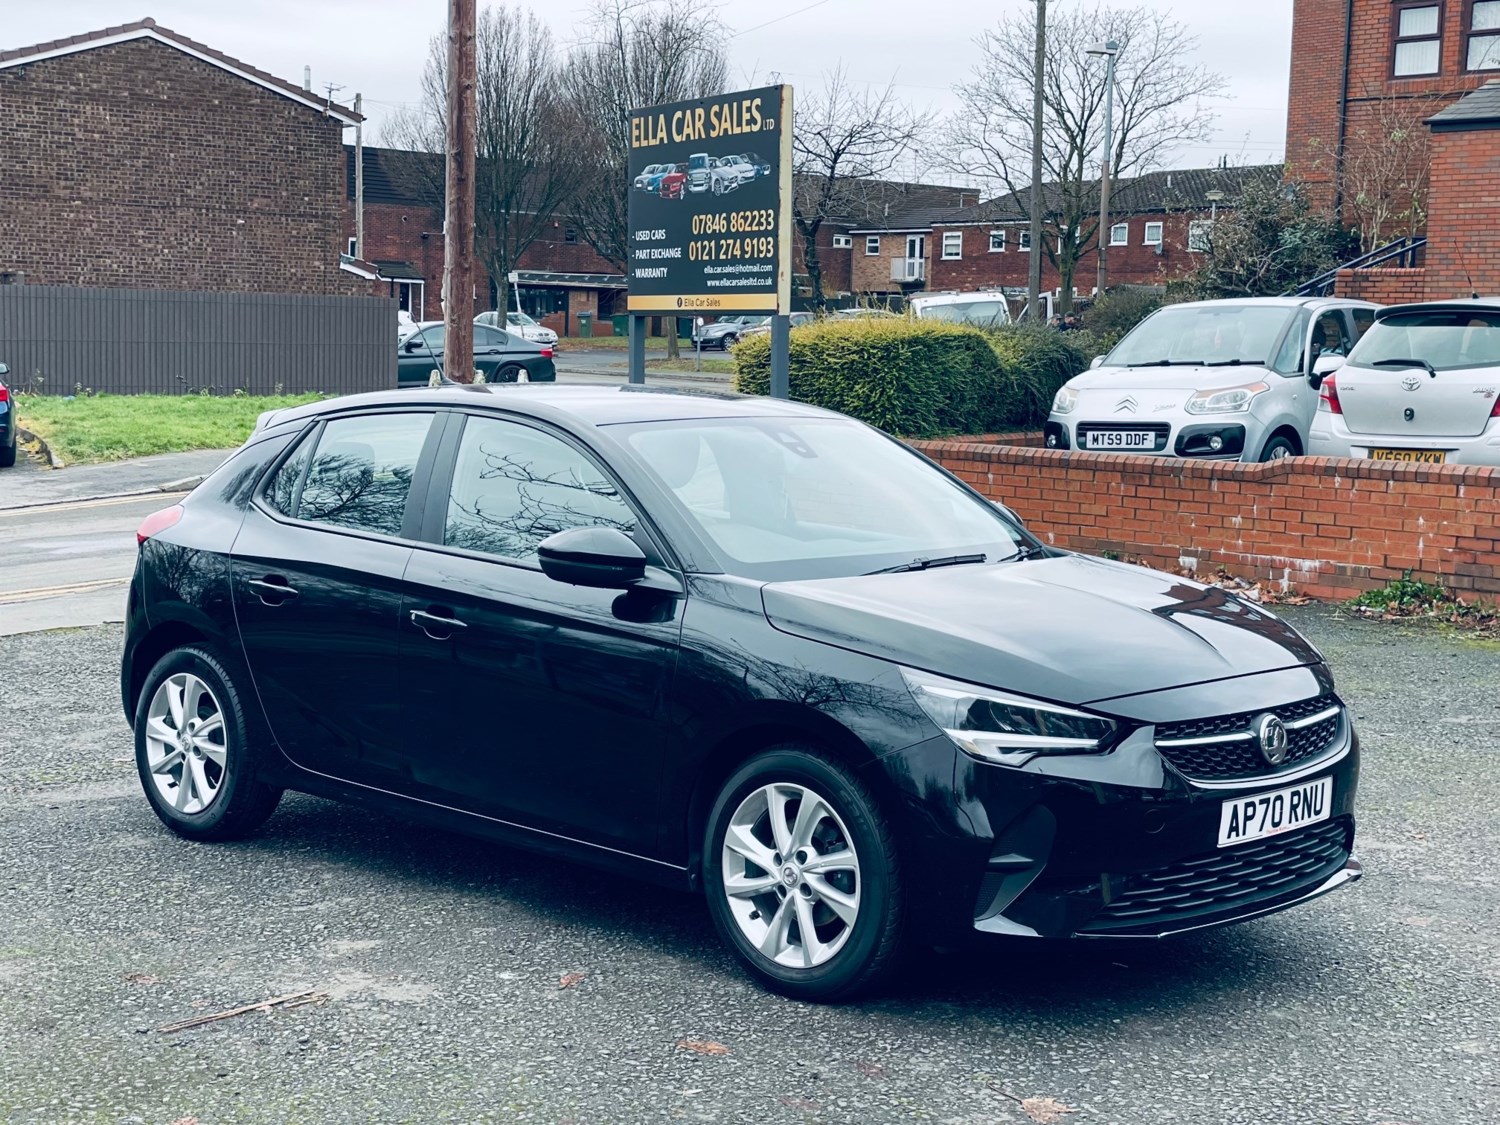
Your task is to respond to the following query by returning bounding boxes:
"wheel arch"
[1260,423,1304,458]
[123,613,230,726]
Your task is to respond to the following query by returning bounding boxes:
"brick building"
[850,166,1278,303]
[0,18,362,295]
[1287,0,1500,301]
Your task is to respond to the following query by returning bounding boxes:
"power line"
[731,0,834,38]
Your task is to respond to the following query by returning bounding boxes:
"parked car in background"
[740,311,815,338]
[909,291,1013,329]
[397,309,418,342]
[634,163,673,191]
[693,315,768,349]
[476,309,558,349]
[658,163,688,199]
[832,308,898,321]
[1309,299,1500,465]
[124,384,1361,1002]
[0,363,17,468]
[398,322,555,387]
[1047,296,1379,462]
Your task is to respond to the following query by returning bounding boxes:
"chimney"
[303,66,312,92]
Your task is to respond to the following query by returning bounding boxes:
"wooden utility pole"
[442,0,478,383]
[1027,0,1046,324]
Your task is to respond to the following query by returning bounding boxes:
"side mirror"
[1310,352,1343,388]
[537,526,647,589]
[0,362,8,376]
[403,338,424,353]
[1090,355,1105,369]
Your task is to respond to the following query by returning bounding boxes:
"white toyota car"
[1308,299,1500,465]
[1047,297,1379,462]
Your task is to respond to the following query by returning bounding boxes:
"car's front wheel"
[1258,433,1298,461]
[720,333,738,350]
[702,746,904,1001]
[134,645,282,841]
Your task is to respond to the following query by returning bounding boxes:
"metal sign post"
[624,85,794,395]
[770,315,789,399]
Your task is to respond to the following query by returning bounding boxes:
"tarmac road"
[0,608,1496,1124]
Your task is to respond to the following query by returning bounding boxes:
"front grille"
[1076,421,1171,453]
[1081,819,1351,934]
[1154,694,1342,781]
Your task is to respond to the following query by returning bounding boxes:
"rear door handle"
[247,576,299,604]
[410,608,466,639]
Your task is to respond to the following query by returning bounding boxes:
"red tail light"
[0,385,9,402]
[541,346,554,359]
[136,504,183,545]
[1318,374,1342,415]
[1492,391,1500,418]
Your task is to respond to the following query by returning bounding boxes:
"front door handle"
[410,608,466,639]
[247,576,299,605]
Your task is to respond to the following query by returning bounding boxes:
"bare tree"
[1306,89,1434,253]
[559,0,727,356]
[946,2,1225,310]
[792,68,931,307]
[383,5,581,319]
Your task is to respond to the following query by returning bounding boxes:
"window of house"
[941,232,963,259]
[289,413,434,538]
[1017,229,1032,252]
[1394,3,1442,76]
[1143,222,1164,245]
[1187,219,1215,253]
[865,235,880,256]
[1109,222,1129,246]
[443,416,637,563]
[833,234,853,249]
[563,227,579,244]
[345,237,357,258]
[989,230,1006,252]
[1468,0,1500,69]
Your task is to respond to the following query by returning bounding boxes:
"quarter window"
[941,232,963,259]
[292,413,434,537]
[1395,3,1442,75]
[1469,0,1500,68]
[264,438,311,518]
[989,230,1006,252]
[443,416,637,563]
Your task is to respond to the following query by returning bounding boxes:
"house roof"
[347,146,442,206]
[1428,80,1500,130]
[912,164,1284,228]
[0,17,362,123]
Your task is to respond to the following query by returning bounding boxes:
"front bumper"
[1046,414,1260,461]
[1309,413,1500,466]
[882,682,1361,945]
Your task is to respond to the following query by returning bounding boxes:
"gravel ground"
[0,608,1496,1125]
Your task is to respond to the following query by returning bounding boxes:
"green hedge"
[732,318,1088,437]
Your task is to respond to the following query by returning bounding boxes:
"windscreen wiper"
[1202,358,1262,366]
[865,553,987,576]
[1372,357,1438,378]
[994,544,1049,563]
[1127,360,1206,367]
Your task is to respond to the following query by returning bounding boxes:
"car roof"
[259,383,840,432]
[1167,296,1378,311]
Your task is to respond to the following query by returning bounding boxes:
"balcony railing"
[891,258,926,282]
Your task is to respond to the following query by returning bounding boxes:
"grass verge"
[1347,571,1499,634]
[15,393,323,463]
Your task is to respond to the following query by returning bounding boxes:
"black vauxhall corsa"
[121,385,1361,1000]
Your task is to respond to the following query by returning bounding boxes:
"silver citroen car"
[1047,297,1379,462]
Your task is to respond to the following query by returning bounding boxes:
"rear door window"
[270,413,435,538]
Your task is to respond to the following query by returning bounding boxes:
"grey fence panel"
[0,284,396,396]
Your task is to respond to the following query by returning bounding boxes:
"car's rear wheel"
[134,645,282,841]
[0,437,15,468]
[703,746,904,1001]
[1258,433,1298,461]
[497,362,525,383]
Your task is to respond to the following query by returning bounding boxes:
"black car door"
[396,410,684,855]
[398,326,444,387]
[231,409,444,785]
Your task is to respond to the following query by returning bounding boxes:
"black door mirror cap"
[537,526,648,589]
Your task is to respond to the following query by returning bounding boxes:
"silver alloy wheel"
[143,673,229,815]
[720,782,862,968]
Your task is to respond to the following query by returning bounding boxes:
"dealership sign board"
[626,85,793,315]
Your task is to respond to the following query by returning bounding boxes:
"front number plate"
[1084,430,1155,450]
[1217,776,1332,848]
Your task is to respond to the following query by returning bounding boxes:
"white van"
[908,290,1014,329]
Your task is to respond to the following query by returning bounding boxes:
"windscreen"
[618,416,1027,580]
[1346,309,1500,371]
[1108,305,1297,367]
[918,300,1009,327]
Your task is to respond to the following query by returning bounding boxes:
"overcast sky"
[8,0,1293,177]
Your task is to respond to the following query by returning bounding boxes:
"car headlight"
[1051,386,1079,415]
[901,668,1118,766]
[1184,383,1269,415]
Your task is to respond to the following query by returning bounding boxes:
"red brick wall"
[1423,124,1500,298]
[1285,0,1350,203]
[0,38,355,295]
[928,212,1201,294]
[792,225,853,296]
[912,438,1500,600]
[1334,266,1427,302]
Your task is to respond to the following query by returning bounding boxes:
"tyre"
[721,334,738,350]
[0,436,14,468]
[133,645,282,841]
[1258,433,1298,462]
[497,362,525,383]
[702,745,904,1001]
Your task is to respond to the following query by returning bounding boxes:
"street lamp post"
[1088,39,1120,300]
[1206,188,1224,222]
